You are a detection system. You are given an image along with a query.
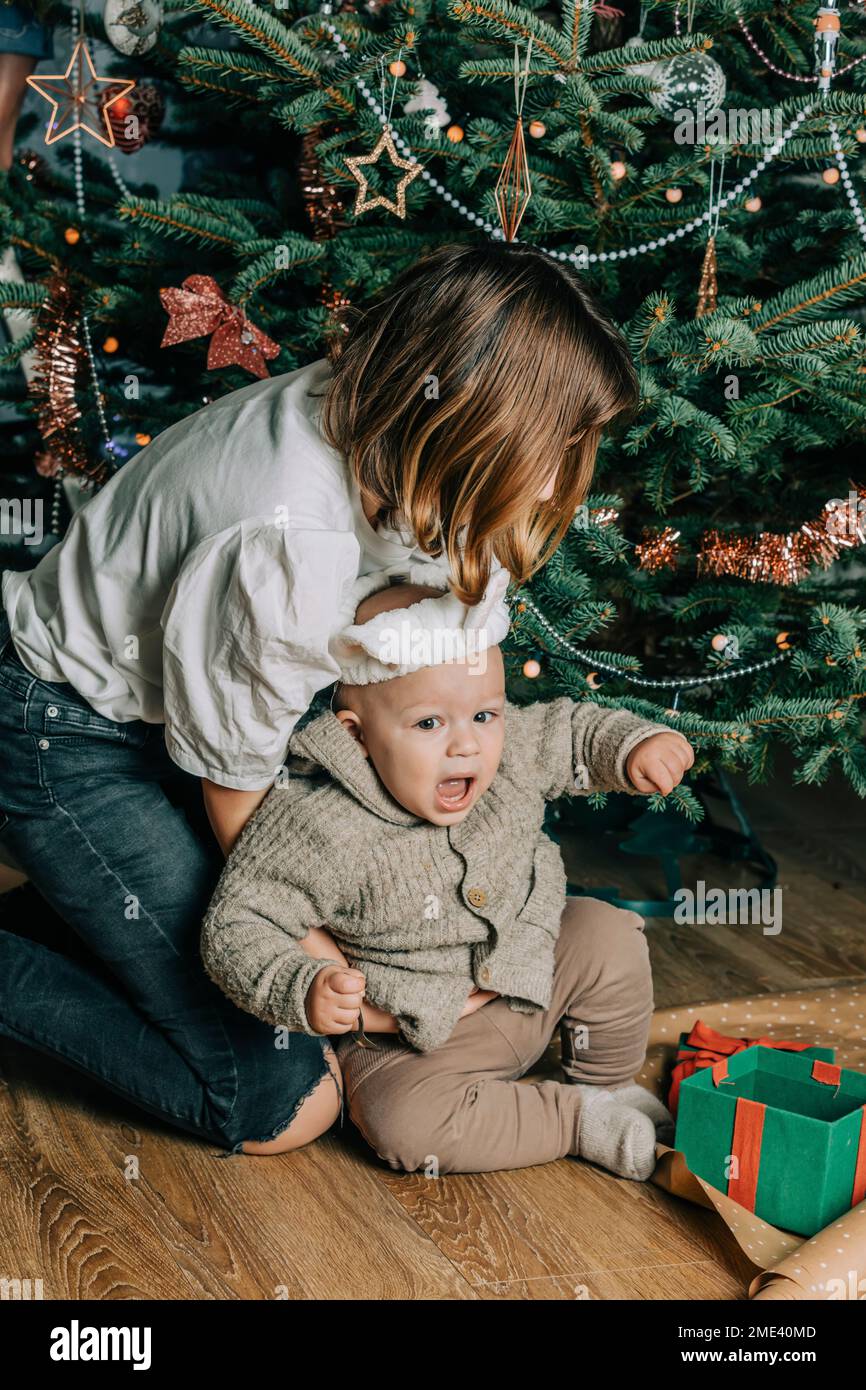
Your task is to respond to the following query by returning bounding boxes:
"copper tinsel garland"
[298,1,358,334]
[299,128,346,242]
[633,485,866,585]
[28,271,107,485]
[589,483,866,581]
[697,486,866,585]
[635,525,683,573]
[299,127,351,334]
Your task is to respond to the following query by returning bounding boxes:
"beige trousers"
[335,896,654,1175]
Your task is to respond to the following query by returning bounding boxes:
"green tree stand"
[543,769,777,918]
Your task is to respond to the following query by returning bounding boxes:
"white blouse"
[2,358,505,790]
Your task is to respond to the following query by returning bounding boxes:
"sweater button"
[467,887,487,908]
[478,966,491,984]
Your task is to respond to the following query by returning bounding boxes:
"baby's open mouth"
[434,776,476,812]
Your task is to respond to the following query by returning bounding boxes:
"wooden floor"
[1,763,864,1301]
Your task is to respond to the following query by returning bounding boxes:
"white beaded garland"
[514,591,790,689]
[828,119,866,248]
[735,8,866,84]
[320,25,828,268]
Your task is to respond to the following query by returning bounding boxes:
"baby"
[202,574,694,1181]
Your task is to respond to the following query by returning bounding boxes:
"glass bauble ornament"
[103,0,163,57]
[99,82,165,153]
[623,33,658,80]
[647,50,726,118]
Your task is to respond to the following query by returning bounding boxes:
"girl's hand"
[306,965,366,1034]
[626,732,694,796]
[459,986,499,1019]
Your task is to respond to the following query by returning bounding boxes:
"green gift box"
[675,1045,866,1237]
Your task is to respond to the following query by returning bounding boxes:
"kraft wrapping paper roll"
[640,981,866,1301]
[651,1146,866,1300]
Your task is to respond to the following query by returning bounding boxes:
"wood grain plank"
[376,1151,753,1301]
[0,1045,476,1300]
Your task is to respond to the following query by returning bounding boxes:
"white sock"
[608,1083,675,1145]
[570,1085,657,1181]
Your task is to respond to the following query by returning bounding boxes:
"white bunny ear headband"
[330,564,511,687]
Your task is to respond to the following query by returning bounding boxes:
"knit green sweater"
[201,697,669,1052]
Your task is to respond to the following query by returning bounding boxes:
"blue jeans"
[0,609,334,1154]
[0,3,54,58]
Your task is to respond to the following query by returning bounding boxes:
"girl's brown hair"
[321,241,638,606]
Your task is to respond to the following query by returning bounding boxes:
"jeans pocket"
[33,692,150,749]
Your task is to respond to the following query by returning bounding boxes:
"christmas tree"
[2,0,866,812]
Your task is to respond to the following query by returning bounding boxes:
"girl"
[0,240,638,1157]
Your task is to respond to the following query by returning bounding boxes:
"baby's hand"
[626,731,694,796]
[306,965,365,1034]
[459,987,498,1019]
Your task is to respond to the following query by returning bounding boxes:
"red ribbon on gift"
[725,1061,866,1215]
[667,1018,815,1118]
[160,274,280,379]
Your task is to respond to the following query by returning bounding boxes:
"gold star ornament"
[344,127,422,220]
[27,40,136,148]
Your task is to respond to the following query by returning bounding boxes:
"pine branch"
[188,0,356,113]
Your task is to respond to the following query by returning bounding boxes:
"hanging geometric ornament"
[103,0,163,57]
[495,39,534,241]
[98,81,164,153]
[26,39,135,147]
[344,126,422,219]
[648,49,727,119]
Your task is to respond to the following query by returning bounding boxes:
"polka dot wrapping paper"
[642,981,866,1300]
